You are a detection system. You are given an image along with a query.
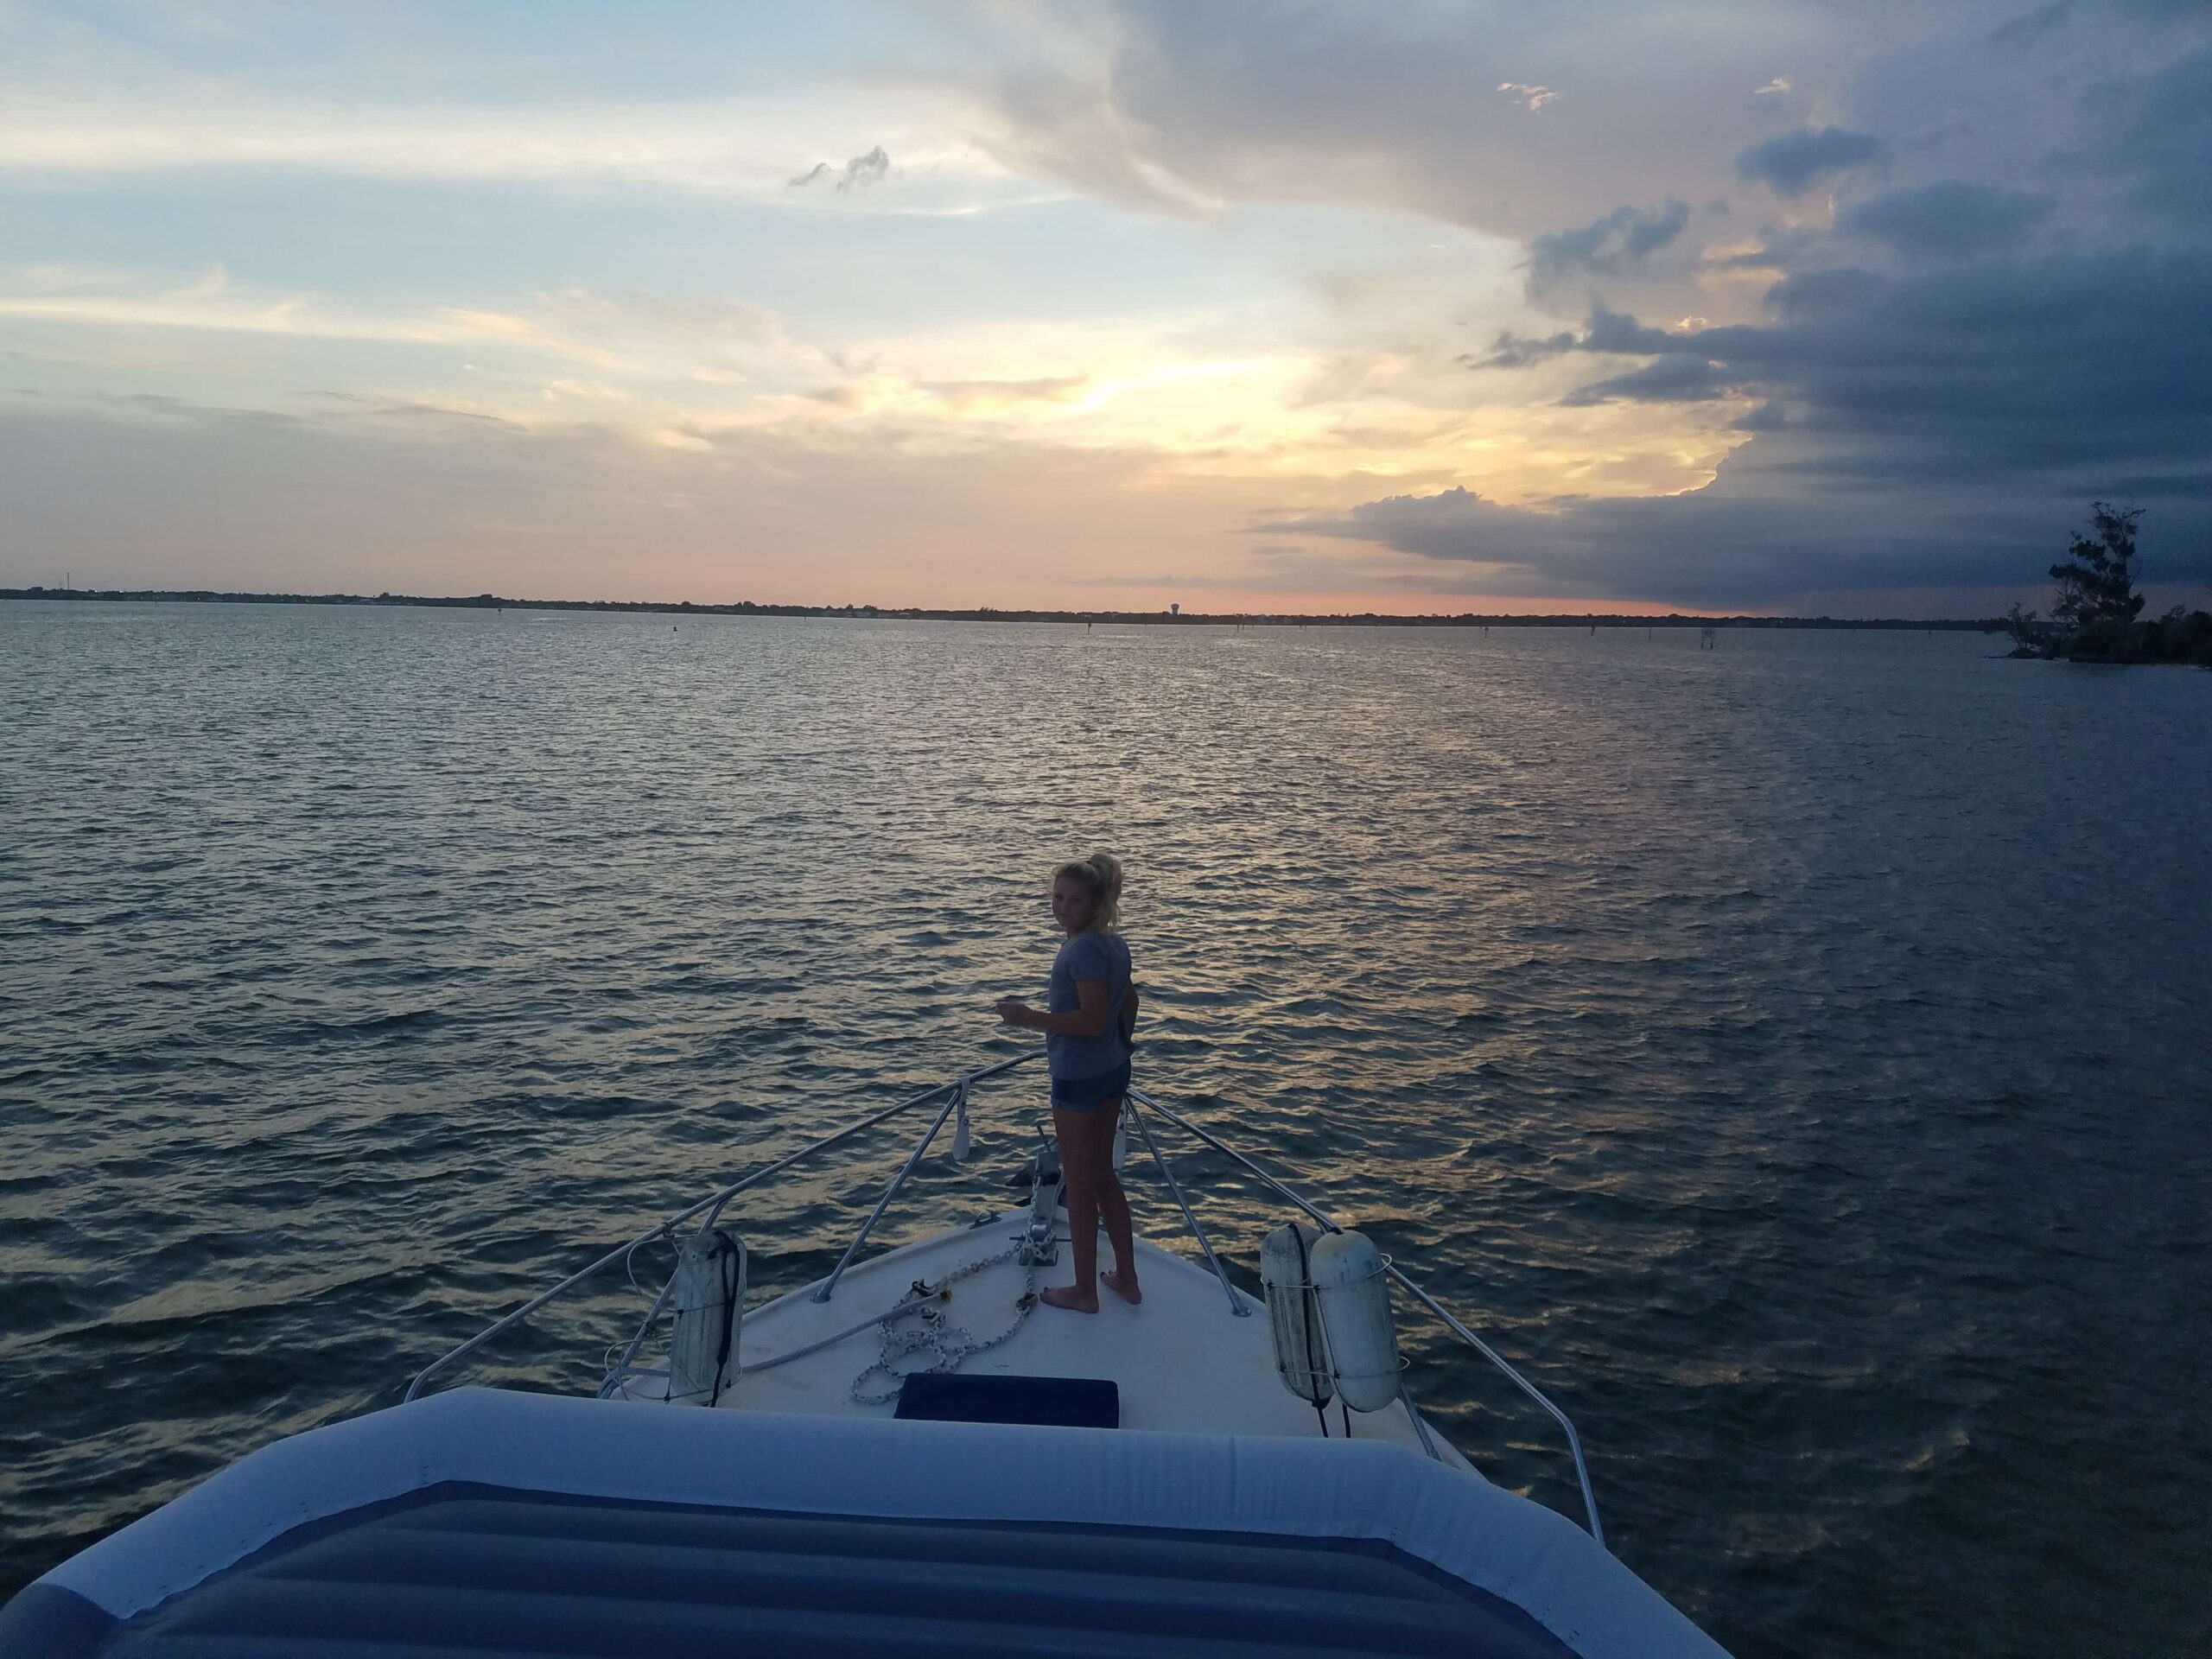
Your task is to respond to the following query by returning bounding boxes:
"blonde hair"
[1053,852,1123,932]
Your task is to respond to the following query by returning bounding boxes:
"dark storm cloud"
[1459,328,1577,370]
[1580,307,1688,353]
[1696,224,1827,275]
[1761,264,1885,317]
[1313,247,2212,604]
[1735,126,1885,195]
[1527,199,1690,290]
[1269,482,2056,607]
[1490,247,2212,454]
[1838,181,2055,259]
[1559,353,1727,405]
[1739,252,2209,470]
[959,1,1828,238]
[1985,2,2072,48]
[1465,305,1692,372]
[2068,44,2212,224]
[1276,463,2210,610]
[935,1,2212,607]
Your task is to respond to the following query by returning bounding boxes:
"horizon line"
[0,585,2006,629]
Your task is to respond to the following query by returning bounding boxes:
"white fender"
[1309,1229,1402,1413]
[669,1229,745,1405]
[1260,1223,1333,1408]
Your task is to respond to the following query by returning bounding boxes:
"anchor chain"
[849,1239,1042,1405]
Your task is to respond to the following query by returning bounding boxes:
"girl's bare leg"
[1094,1101,1141,1304]
[1041,1104,1102,1313]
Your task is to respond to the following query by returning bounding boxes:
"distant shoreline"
[1,587,2001,631]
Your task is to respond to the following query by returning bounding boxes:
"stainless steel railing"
[402,1050,1604,1544]
[1125,1084,1605,1547]
[404,1053,1041,1403]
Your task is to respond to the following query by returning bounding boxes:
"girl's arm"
[995,979,1113,1037]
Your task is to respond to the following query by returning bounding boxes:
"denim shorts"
[1051,1061,1130,1111]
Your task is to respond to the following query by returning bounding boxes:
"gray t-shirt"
[1046,929,1133,1080]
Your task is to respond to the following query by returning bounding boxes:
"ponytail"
[1053,852,1123,932]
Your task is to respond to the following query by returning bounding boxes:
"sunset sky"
[3,2,2207,614]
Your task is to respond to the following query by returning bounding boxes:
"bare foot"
[1100,1268,1143,1306]
[1039,1284,1099,1313]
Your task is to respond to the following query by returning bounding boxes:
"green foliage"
[2012,505,2209,664]
[2141,605,2212,667]
[2050,502,2145,634]
[2001,601,2050,656]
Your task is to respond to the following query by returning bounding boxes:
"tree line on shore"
[11,512,2202,656]
[0,588,1999,630]
[2005,505,2212,665]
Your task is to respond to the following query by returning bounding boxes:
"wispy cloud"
[1497,81,1558,113]
[0,264,824,395]
[0,93,993,202]
[788,144,893,192]
[8,260,1672,489]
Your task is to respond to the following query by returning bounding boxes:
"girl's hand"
[993,998,1032,1027]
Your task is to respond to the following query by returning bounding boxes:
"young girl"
[993,853,1141,1313]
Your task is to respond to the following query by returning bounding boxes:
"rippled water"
[3,601,2208,1656]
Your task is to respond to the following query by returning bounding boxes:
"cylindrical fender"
[669,1228,744,1405]
[1309,1229,1402,1413]
[1260,1222,1333,1408]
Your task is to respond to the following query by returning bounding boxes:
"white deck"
[631,1209,1471,1470]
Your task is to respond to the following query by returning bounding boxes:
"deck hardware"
[1126,1086,1605,1549]
[410,1053,1039,1404]
[409,1049,1604,1548]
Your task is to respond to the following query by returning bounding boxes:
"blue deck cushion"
[5,1389,1732,1659]
[0,1483,1582,1658]
[894,1371,1120,1428]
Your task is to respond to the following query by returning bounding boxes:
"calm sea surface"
[2,601,2207,1656]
